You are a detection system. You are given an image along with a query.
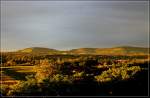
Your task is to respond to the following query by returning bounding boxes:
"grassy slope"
[15,46,149,55]
[69,46,149,55]
[17,47,60,54]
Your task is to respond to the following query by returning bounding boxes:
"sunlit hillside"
[15,46,149,55]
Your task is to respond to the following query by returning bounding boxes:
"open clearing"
[0,65,35,85]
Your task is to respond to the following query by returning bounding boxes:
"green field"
[0,65,35,85]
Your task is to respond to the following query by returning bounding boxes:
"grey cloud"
[1,1,148,51]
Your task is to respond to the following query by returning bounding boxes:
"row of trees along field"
[1,53,148,66]
[0,53,149,96]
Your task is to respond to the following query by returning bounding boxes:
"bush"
[7,78,38,96]
[34,60,57,82]
[95,64,141,83]
[0,85,10,96]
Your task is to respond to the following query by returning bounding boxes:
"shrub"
[7,78,38,96]
[34,60,57,82]
[95,64,141,83]
[0,85,10,96]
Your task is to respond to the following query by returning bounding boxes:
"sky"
[1,1,149,51]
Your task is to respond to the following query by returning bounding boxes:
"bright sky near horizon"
[1,1,149,51]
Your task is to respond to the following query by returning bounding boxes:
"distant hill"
[17,47,60,54]
[69,46,149,55]
[16,46,149,55]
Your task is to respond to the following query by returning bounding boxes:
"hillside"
[17,47,60,54]
[16,46,149,55]
[69,46,149,55]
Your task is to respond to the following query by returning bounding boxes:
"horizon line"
[1,45,149,52]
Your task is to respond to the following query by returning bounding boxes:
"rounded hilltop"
[15,46,149,55]
[17,47,59,54]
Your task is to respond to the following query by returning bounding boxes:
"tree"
[34,59,56,82]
